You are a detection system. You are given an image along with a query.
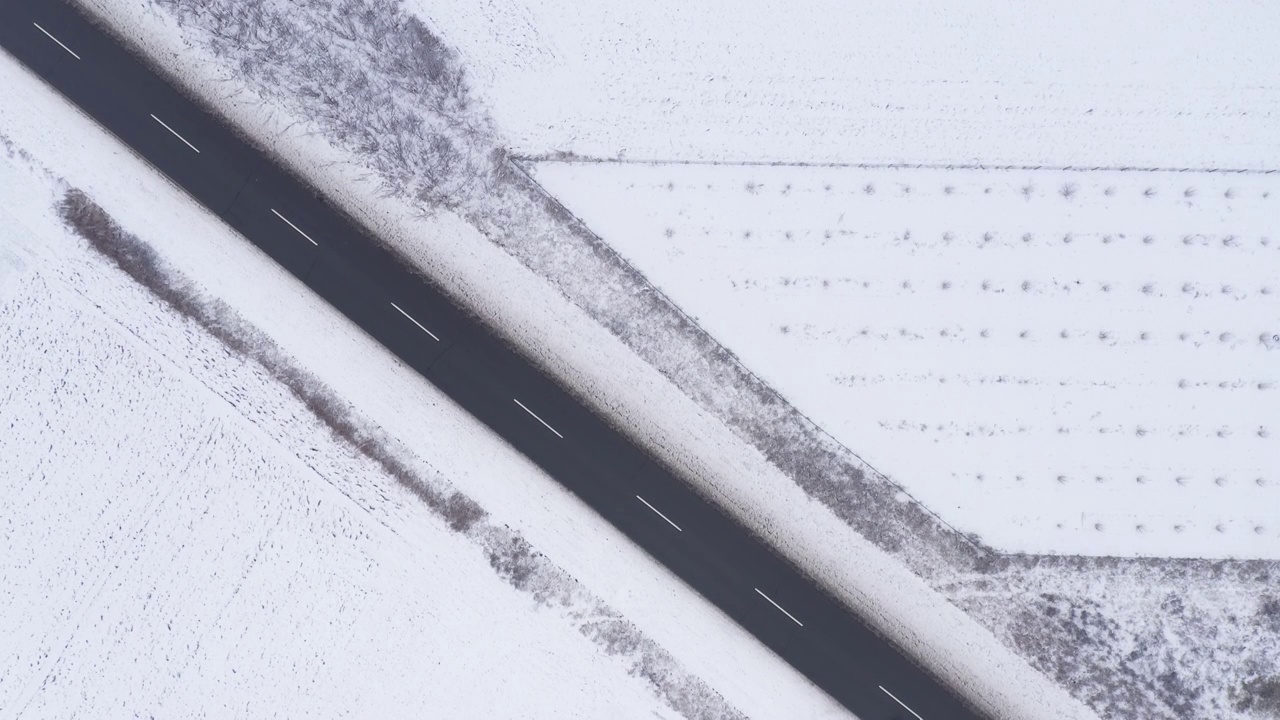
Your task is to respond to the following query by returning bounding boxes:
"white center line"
[269,208,318,246]
[754,588,804,627]
[513,398,563,439]
[879,685,925,720]
[636,495,682,532]
[33,22,80,60]
[150,114,200,153]
[390,302,440,341]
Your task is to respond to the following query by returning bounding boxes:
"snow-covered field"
[418,0,1280,168]
[0,167,680,720]
[0,53,845,720]
[529,161,1280,559]
[0,273,655,719]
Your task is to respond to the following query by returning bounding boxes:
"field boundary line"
[515,155,1280,175]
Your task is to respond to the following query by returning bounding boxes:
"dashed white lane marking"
[513,398,563,438]
[33,22,80,60]
[636,495,682,532]
[879,685,925,720]
[390,302,439,341]
[754,587,804,627]
[150,114,200,153]
[269,208,318,246]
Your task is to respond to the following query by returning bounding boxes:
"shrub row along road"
[0,1,986,718]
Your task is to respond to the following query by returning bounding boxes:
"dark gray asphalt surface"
[0,2,989,717]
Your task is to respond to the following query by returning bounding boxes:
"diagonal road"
[0,2,987,717]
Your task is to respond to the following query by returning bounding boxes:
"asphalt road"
[0,2,988,718]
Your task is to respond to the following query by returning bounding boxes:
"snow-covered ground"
[418,0,1280,168]
[0,53,844,720]
[0,268,661,720]
[528,161,1280,559]
[15,0,1278,718]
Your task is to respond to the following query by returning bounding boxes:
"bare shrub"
[442,492,486,532]
[485,532,539,589]
[1234,676,1280,716]
[154,0,499,212]
[580,609,745,720]
[1260,598,1280,632]
[1059,183,1078,199]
